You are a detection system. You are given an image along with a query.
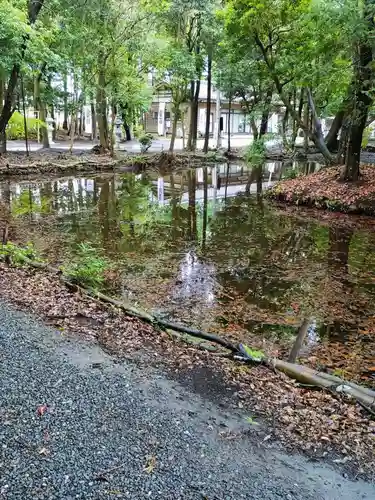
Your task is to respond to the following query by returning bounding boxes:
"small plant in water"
[62,243,110,289]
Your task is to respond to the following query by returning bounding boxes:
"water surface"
[1,161,374,385]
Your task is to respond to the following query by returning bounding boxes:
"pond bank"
[0,261,374,480]
[0,151,229,179]
[267,165,375,215]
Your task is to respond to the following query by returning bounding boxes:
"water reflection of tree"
[206,196,375,331]
[187,170,197,240]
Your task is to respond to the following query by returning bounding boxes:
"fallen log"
[3,250,375,412]
[268,359,375,409]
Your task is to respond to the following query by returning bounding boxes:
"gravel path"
[0,302,374,500]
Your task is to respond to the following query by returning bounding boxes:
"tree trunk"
[96,62,109,150]
[259,88,273,137]
[343,32,373,181]
[307,88,332,162]
[250,117,259,140]
[325,109,344,152]
[187,80,200,151]
[124,121,131,141]
[254,34,333,164]
[169,109,178,152]
[227,96,231,152]
[282,108,289,150]
[0,76,5,152]
[90,100,97,141]
[34,70,49,149]
[337,117,350,164]
[203,54,212,153]
[303,98,309,154]
[63,72,68,130]
[288,318,310,363]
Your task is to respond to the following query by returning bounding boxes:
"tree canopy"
[0,0,374,179]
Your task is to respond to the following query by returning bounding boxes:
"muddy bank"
[267,165,375,215]
[0,151,228,179]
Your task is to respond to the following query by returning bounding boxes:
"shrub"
[244,138,266,165]
[282,167,298,180]
[6,111,46,140]
[362,127,372,149]
[138,133,153,153]
[0,241,40,265]
[62,243,110,289]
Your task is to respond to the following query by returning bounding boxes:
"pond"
[1,160,375,386]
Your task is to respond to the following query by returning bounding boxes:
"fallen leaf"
[37,404,48,416]
[144,455,157,474]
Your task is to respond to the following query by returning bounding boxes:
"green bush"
[282,167,298,179]
[362,127,372,149]
[138,133,153,153]
[245,138,266,165]
[0,241,40,265]
[62,243,110,289]
[6,111,46,140]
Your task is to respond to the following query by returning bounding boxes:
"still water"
[1,161,375,384]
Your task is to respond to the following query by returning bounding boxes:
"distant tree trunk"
[282,108,289,149]
[96,61,109,150]
[169,107,179,152]
[325,109,344,152]
[227,96,232,152]
[63,72,68,130]
[259,88,273,137]
[0,76,5,153]
[307,88,332,161]
[0,76,4,114]
[34,69,49,149]
[90,99,97,141]
[203,54,212,153]
[303,98,309,154]
[49,80,57,140]
[255,34,333,164]
[187,79,200,151]
[250,117,259,140]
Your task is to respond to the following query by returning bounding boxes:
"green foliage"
[62,243,110,289]
[0,241,40,265]
[245,416,260,426]
[245,139,266,165]
[6,111,46,140]
[282,168,298,180]
[239,344,265,362]
[362,127,371,149]
[138,133,153,153]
